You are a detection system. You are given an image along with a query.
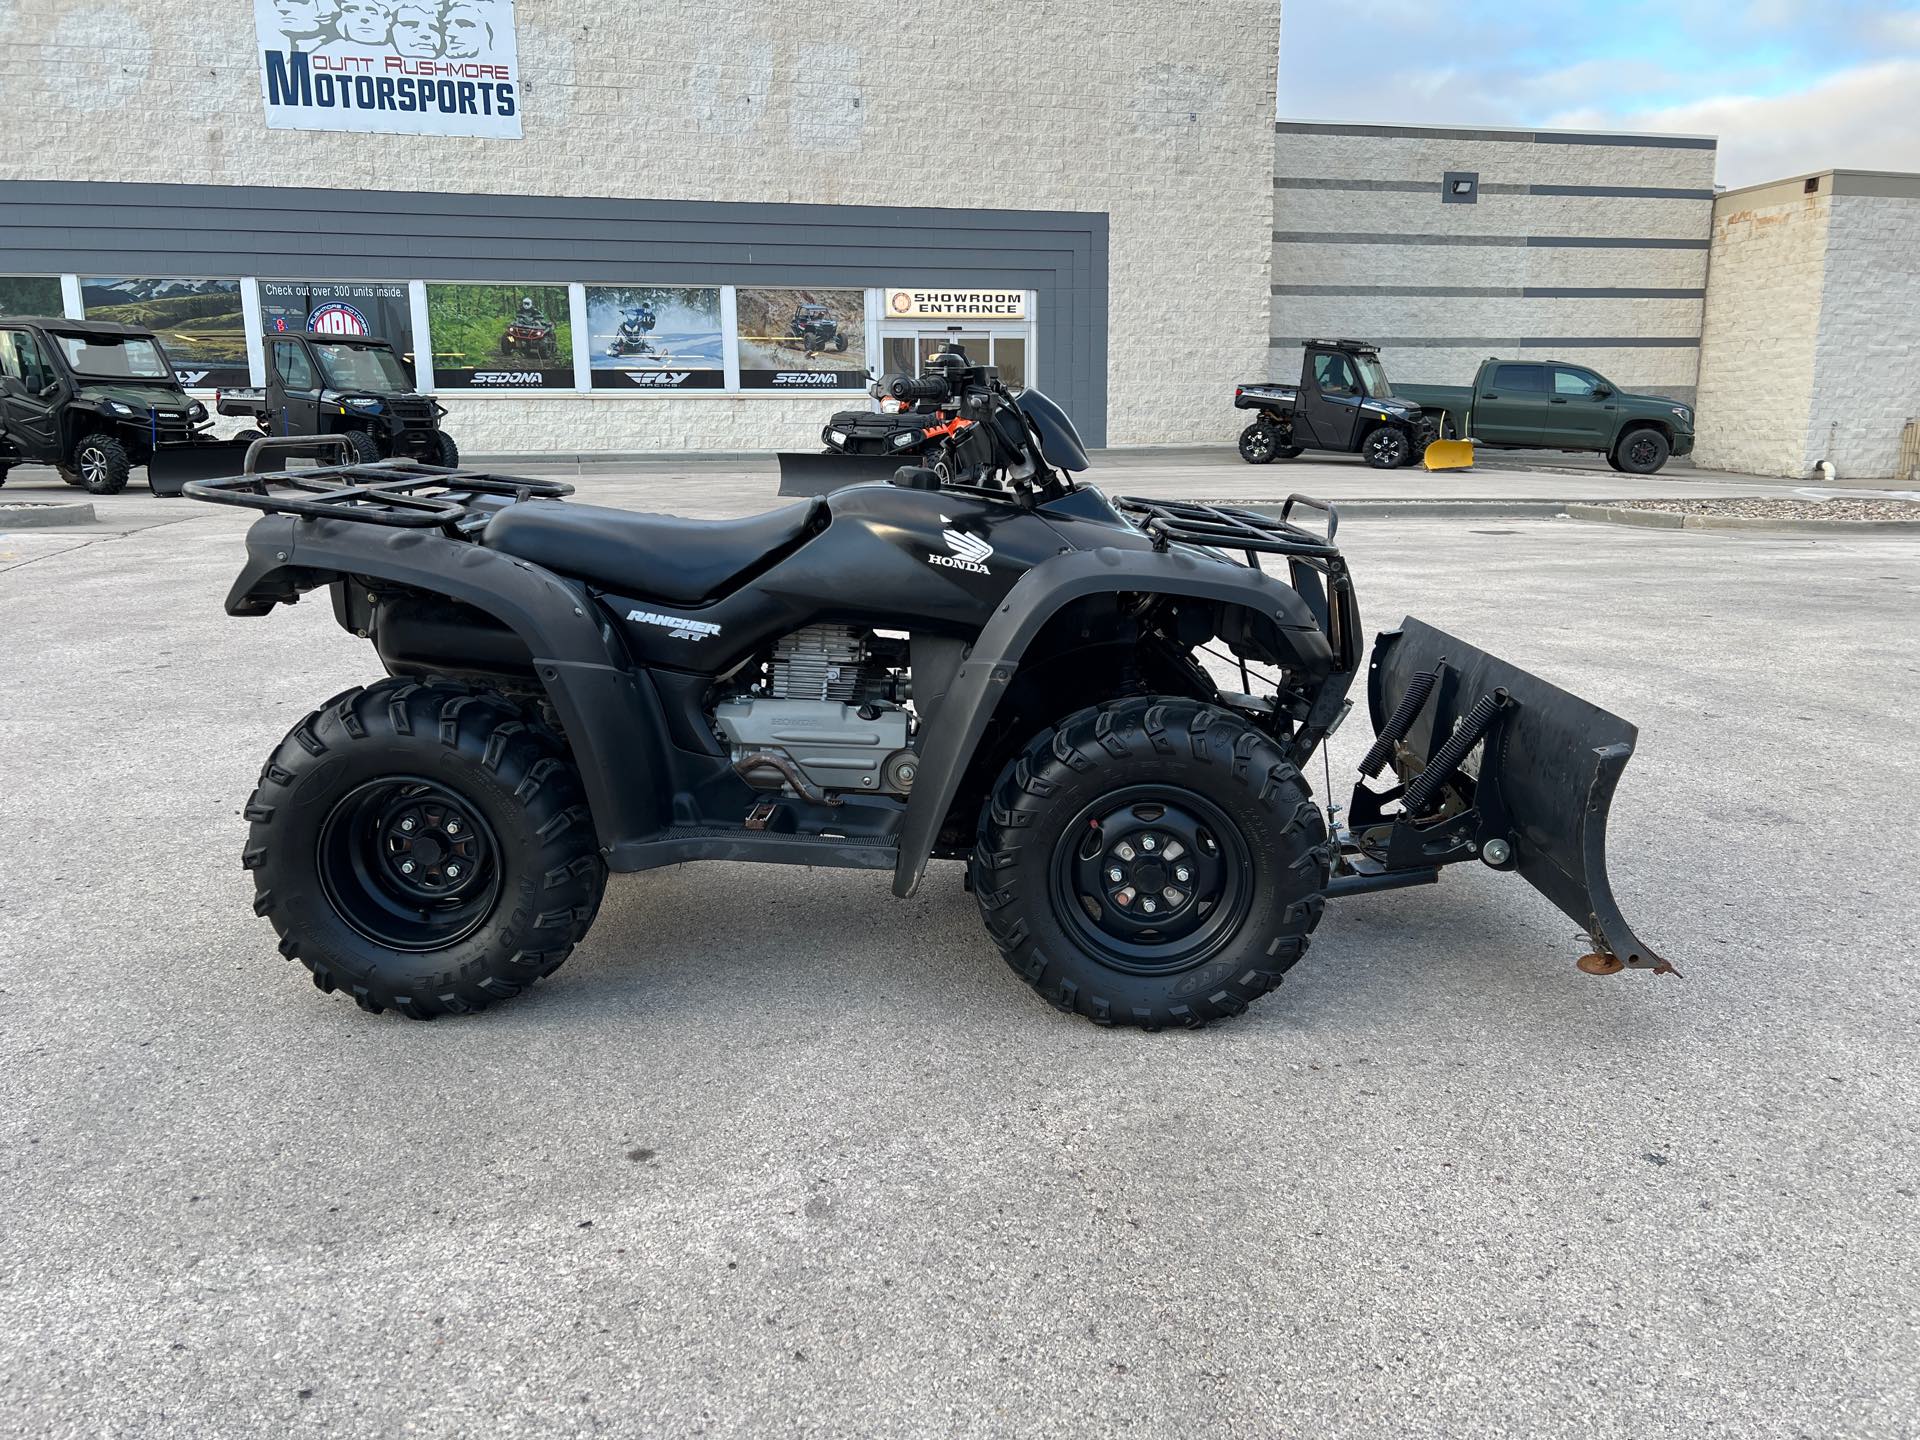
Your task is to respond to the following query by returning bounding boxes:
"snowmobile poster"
[425,283,574,389]
[260,279,419,381]
[79,277,250,389]
[585,286,724,390]
[735,287,869,390]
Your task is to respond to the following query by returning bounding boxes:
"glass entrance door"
[881,329,1029,390]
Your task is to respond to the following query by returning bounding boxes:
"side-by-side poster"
[261,279,418,380]
[426,283,573,388]
[734,287,868,390]
[584,286,724,390]
[0,276,64,319]
[80,277,249,388]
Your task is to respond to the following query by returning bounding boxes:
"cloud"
[1547,58,1920,187]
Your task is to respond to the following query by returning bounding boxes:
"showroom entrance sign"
[885,289,1026,321]
[254,0,523,139]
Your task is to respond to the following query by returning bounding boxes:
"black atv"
[185,379,1672,1029]
[789,345,983,489]
[607,305,657,359]
[216,331,457,468]
[790,302,849,357]
[0,315,250,495]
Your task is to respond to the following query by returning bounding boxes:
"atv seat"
[483,497,824,603]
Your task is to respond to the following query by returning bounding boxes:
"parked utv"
[0,316,250,495]
[791,302,849,357]
[187,366,1672,1029]
[217,331,458,467]
[1395,359,1695,474]
[1235,339,1442,469]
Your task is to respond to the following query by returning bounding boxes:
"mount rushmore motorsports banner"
[255,0,522,138]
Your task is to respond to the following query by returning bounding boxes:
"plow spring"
[1332,617,1676,976]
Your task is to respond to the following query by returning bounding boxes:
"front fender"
[225,514,668,855]
[892,545,1337,898]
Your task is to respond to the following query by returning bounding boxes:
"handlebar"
[888,374,952,402]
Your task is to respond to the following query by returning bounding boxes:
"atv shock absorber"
[1400,688,1510,818]
[1357,665,1441,779]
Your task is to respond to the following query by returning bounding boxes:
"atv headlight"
[106,400,135,417]
[826,429,847,446]
[188,400,207,420]
[342,395,382,412]
[892,431,917,447]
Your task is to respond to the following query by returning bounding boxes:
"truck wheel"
[1238,422,1280,464]
[1615,428,1670,474]
[1362,426,1410,469]
[62,434,131,495]
[433,432,461,467]
[972,697,1329,1029]
[243,679,607,1020]
[342,429,381,464]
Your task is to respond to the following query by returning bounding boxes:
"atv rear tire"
[1238,422,1279,464]
[1362,426,1410,469]
[61,434,131,495]
[1614,427,1670,474]
[243,679,607,1020]
[972,698,1329,1029]
[341,429,382,465]
[433,432,460,467]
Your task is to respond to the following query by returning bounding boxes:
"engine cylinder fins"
[769,622,873,703]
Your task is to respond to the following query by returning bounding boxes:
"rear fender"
[225,514,667,853]
[893,546,1339,897]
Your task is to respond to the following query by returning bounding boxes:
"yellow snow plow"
[1422,436,1475,471]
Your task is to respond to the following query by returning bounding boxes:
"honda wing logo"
[928,527,993,575]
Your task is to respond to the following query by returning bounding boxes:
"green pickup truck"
[1396,359,1694,473]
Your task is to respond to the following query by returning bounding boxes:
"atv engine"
[714,625,917,797]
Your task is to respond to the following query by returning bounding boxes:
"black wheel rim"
[1628,435,1657,467]
[1050,786,1254,975]
[1242,426,1274,461]
[317,777,502,951]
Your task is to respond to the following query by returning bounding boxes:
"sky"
[1276,0,1920,188]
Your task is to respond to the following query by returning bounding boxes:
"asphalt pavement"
[2,452,1917,1437]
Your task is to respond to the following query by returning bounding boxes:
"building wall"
[1271,122,1716,403]
[1803,180,1920,479]
[0,0,1284,448]
[1691,178,1832,477]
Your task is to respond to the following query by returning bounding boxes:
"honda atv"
[187,375,1672,1029]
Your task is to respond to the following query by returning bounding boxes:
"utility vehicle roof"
[1301,338,1380,354]
[2,315,161,339]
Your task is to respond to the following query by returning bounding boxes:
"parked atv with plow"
[187,366,1670,1028]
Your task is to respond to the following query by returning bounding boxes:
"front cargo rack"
[183,437,571,537]
[1114,493,1340,559]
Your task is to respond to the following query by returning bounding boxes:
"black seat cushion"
[483,497,823,604]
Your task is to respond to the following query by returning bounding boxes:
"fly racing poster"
[255,0,522,138]
[584,287,724,390]
[80,277,250,388]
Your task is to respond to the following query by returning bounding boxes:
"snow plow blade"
[1347,616,1673,974]
[145,439,259,497]
[1421,437,1475,471]
[776,451,903,497]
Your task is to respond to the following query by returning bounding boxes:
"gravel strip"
[1601,497,1920,521]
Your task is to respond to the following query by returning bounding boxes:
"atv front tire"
[433,432,460,468]
[61,434,131,494]
[243,680,607,1020]
[972,698,1328,1029]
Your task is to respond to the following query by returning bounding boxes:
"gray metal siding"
[0,180,1111,444]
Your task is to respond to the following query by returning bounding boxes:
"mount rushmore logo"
[254,0,522,139]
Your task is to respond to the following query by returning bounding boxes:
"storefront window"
[426,283,574,390]
[584,286,724,390]
[80,276,248,387]
[261,280,418,382]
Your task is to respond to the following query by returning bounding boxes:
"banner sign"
[736,287,869,391]
[255,0,522,138]
[0,276,64,319]
[585,286,725,390]
[427,283,573,389]
[261,279,417,380]
[80,277,249,389]
[885,289,1026,321]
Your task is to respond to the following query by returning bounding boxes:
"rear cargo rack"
[1114,493,1339,559]
[183,439,571,536]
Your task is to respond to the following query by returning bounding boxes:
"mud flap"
[775,451,903,497]
[1356,616,1673,973]
[145,439,258,497]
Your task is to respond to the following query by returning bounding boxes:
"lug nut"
[400,860,415,874]
[1141,898,1158,914]
[446,863,460,878]
[1174,865,1191,883]
[400,818,415,832]
[1107,866,1124,884]
[1140,834,1157,852]
[446,821,459,835]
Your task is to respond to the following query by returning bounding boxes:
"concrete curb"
[1186,498,1572,519]
[0,500,97,529]
[1566,503,1920,535]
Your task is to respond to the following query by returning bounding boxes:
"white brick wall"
[1804,194,1920,479]
[3,0,1285,448]
[1692,188,1831,477]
